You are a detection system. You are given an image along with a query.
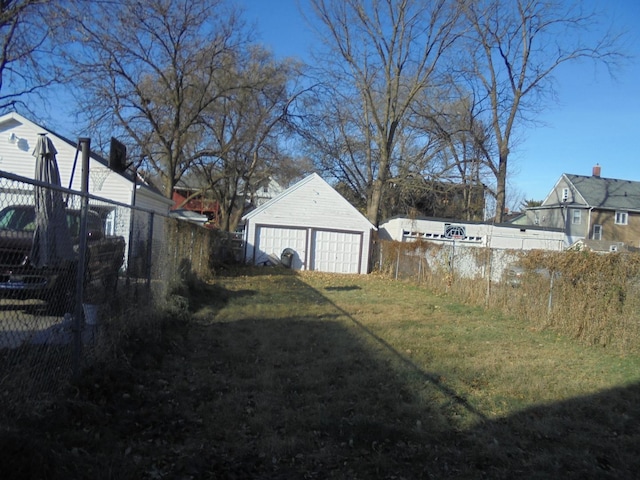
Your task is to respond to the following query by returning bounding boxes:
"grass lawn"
[2,267,640,479]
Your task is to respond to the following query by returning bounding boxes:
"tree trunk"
[494,148,508,223]
[366,178,383,226]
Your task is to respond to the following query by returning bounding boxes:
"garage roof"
[243,173,376,231]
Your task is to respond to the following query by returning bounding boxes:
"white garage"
[242,173,375,274]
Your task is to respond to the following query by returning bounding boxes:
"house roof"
[563,174,640,211]
[0,111,114,171]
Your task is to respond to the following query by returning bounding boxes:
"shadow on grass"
[1,269,639,479]
[324,285,362,292]
[184,272,640,478]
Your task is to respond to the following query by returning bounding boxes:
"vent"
[444,224,466,239]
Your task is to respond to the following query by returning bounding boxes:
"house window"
[572,209,581,225]
[615,211,628,225]
[593,224,602,240]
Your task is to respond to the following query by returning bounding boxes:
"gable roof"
[564,174,640,211]
[540,173,640,211]
[243,172,376,231]
[0,111,169,203]
[0,111,113,171]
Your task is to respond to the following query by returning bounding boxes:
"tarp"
[30,134,74,267]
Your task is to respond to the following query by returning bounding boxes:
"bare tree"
[460,0,625,222]
[63,0,248,198]
[0,0,65,114]
[300,87,373,212]
[194,47,305,231]
[410,90,493,220]
[306,0,462,226]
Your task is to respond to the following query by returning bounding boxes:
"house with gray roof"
[521,165,640,248]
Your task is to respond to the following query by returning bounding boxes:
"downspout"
[587,207,594,239]
[243,220,249,264]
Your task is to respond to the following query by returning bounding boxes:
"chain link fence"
[376,239,640,354]
[0,171,231,409]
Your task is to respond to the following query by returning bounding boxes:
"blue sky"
[239,0,640,206]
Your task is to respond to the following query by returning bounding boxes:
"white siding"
[0,112,174,271]
[0,113,170,215]
[243,174,375,274]
[378,217,565,251]
[245,174,373,232]
[0,117,130,204]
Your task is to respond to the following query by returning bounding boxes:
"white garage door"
[312,230,362,274]
[255,226,307,269]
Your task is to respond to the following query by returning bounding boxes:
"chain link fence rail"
[0,171,233,409]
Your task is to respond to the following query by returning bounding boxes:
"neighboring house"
[378,216,564,284]
[521,165,640,247]
[172,185,219,218]
[242,173,376,274]
[0,111,173,264]
[0,111,171,214]
[379,216,565,251]
[173,176,283,228]
[250,177,284,207]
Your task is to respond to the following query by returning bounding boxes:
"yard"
[2,267,640,479]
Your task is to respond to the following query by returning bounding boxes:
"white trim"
[615,211,628,225]
[593,224,602,240]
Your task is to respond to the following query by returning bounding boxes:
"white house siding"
[378,216,565,282]
[243,173,375,274]
[379,217,565,251]
[0,112,170,211]
[0,114,133,206]
[0,112,172,270]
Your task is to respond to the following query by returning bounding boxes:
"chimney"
[592,164,601,178]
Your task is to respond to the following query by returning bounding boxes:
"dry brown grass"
[2,267,640,479]
[380,241,640,354]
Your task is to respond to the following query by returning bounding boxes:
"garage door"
[255,226,307,269]
[312,230,362,274]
